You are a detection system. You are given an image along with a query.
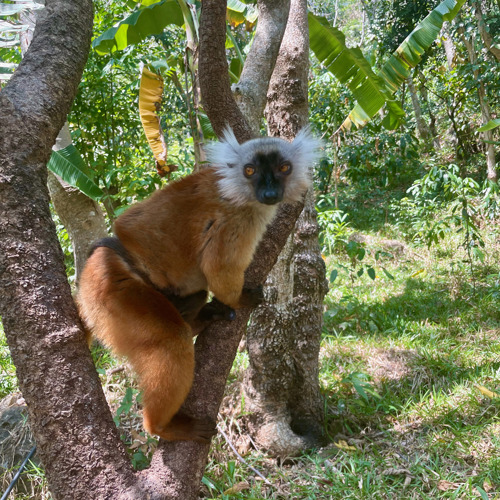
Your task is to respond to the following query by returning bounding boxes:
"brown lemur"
[77,127,321,442]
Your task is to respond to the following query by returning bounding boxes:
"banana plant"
[92,0,254,56]
[309,0,467,131]
[92,0,252,168]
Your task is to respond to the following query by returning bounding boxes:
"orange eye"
[244,165,256,177]
[279,162,291,173]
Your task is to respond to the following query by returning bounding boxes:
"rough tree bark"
[198,0,253,142]
[243,0,328,456]
[0,1,142,498]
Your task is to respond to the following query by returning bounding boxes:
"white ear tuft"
[204,127,242,168]
[291,127,323,167]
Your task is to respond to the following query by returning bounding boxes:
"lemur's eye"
[279,162,292,174]
[244,165,256,177]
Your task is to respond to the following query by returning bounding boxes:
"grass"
[1,181,499,499]
[201,181,500,499]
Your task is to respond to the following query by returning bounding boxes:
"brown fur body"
[115,168,276,307]
[78,169,275,442]
[77,129,319,442]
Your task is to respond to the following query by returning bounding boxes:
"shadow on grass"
[326,274,500,345]
[322,271,500,440]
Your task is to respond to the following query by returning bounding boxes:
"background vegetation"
[0,0,499,497]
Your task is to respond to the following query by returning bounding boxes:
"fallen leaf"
[437,480,460,491]
[236,435,252,456]
[334,440,356,451]
[223,482,251,495]
[475,384,500,399]
[381,468,412,476]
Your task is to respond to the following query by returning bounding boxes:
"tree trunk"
[48,124,109,284]
[417,72,441,148]
[0,1,142,498]
[442,22,456,69]
[232,0,290,133]
[473,0,500,62]
[243,0,328,456]
[1,0,320,497]
[407,76,432,148]
[460,26,497,182]
[198,0,253,142]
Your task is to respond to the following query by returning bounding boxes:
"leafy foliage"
[392,163,496,253]
[92,0,184,55]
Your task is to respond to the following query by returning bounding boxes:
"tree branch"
[233,0,290,133]
[146,2,304,494]
[198,0,253,141]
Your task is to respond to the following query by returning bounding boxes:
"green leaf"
[92,0,184,55]
[332,0,466,130]
[478,119,500,132]
[201,476,217,491]
[367,267,376,280]
[0,3,43,16]
[198,112,216,140]
[227,0,258,24]
[475,485,489,500]
[381,267,395,280]
[47,146,104,201]
[309,13,403,130]
[330,269,338,283]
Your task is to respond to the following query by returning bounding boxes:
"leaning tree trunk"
[407,76,432,150]
[460,25,497,182]
[0,1,143,498]
[48,124,109,284]
[243,0,328,456]
[442,22,456,70]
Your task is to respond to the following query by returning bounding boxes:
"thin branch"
[217,424,273,486]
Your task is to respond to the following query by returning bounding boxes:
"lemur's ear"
[205,127,242,168]
[290,127,323,170]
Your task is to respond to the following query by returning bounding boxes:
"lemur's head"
[206,128,322,206]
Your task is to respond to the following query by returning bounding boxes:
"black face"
[243,151,293,205]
